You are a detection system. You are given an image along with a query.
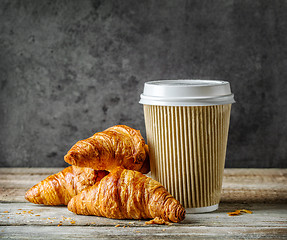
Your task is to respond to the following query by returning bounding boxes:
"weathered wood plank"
[0,168,287,239]
[1,168,286,203]
[1,225,287,239]
[221,168,287,203]
[1,203,286,227]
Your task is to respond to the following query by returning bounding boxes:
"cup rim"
[139,79,235,106]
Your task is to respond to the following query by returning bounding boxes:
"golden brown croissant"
[64,125,150,174]
[25,166,108,205]
[67,167,185,223]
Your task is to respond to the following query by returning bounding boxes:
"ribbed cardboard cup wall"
[144,104,231,210]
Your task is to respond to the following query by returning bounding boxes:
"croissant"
[68,167,185,223]
[64,125,150,174]
[25,166,108,205]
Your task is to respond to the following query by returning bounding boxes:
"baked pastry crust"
[68,167,185,223]
[64,125,150,173]
[25,166,108,205]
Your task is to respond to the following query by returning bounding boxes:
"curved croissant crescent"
[64,125,150,173]
[68,167,185,223]
[25,166,108,205]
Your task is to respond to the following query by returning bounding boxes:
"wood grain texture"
[0,168,286,239]
[1,168,286,203]
[1,225,287,239]
[1,202,286,239]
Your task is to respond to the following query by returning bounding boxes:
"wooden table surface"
[0,168,286,239]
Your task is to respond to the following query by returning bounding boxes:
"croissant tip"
[174,205,186,223]
[67,197,76,213]
[25,188,38,204]
[64,154,75,166]
[24,191,30,201]
[63,154,70,163]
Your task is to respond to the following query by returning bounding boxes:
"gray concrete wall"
[0,0,286,168]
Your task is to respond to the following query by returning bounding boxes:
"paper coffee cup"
[139,80,235,213]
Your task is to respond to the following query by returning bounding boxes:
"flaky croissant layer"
[64,125,150,173]
[25,166,108,205]
[68,167,185,223]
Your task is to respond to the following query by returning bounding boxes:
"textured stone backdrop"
[0,0,286,168]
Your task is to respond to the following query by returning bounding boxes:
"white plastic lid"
[139,79,235,106]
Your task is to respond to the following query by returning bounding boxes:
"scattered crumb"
[16,213,21,215]
[3,211,9,213]
[228,209,253,216]
[70,220,76,224]
[7,217,9,219]
[35,215,40,217]
[115,224,120,227]
[17,209,22,210]
[238,209,253,214]
[145,217,172,225]
[57,223,62,227]
[228,212,240,216]
[123,226,126,228]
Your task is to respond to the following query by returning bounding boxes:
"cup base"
[186,204,219,214]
